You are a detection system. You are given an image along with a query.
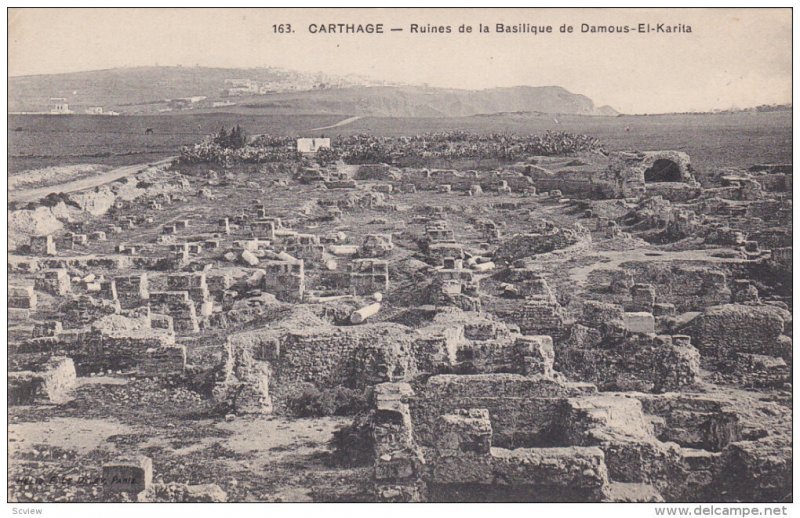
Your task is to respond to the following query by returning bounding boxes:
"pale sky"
[8,8,792,113]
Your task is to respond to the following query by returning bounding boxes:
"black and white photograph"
[4,6,795,514]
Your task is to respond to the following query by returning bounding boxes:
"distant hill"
[8,66,618,117]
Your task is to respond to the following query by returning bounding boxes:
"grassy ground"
[8,113,347,174]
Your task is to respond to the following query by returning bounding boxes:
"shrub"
[285,384,369,417]
[332,387,368,416]
[176,130,603,166]
[286,383,336,417]
[328,413,375,467]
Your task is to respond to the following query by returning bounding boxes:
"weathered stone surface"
[103,456,153,496]
[8,356,76,405]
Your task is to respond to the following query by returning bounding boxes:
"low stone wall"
[409,374,596,448]
[429,446,610,502]
[221,322,418,413]
[558,332,700,393]
[8,356,76,405]
[495,224,590,263]
[688,304,790,361]
[592,262,732,313]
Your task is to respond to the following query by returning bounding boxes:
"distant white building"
[85,107,119,116]
[50,101,73,115]
[297,138,331,154]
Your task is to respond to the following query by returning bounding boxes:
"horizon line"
[8,64,792,116]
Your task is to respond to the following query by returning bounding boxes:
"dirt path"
[567,247,742,286]
[9,116,359,205]
[305,116,362,132]
[9,157,175,204]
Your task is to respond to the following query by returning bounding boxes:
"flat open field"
[8,111,791,175]
[8,113,347,174]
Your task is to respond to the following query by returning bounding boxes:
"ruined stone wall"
[394,157,506,171]
[768,247,792,276]
[409,374,596,449]
[262,260,305,301]
[224,323,418,413]
[213,338,274,414]
[76,334,182,376]
[166,273,209,303]
[427,445,610,502]
[276,324,416,393]
[19,323,182,376]
[148,291,199,333]
[592,263,732,312]
[495,225,589,263]
[753,173,791,192]
[688,304,791,362]
[115,274,149,309]
[558,332,700,393]
[8,356,76,405]
[349,259,388,289]
[749,228,793,250]
[61,295,121,328]
[637,394,741,452]
[413,317,524,374]
[506,300,568,341]
[746,200,792,226]
[551,172,613,198]
[394,168,531,193]
[644,183,701,202]
[714,437,792,502]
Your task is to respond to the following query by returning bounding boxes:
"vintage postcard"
[5,6,794,514]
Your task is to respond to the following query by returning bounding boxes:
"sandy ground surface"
[9,164,111,191]
[9,417,133,457]
[8,374,360,502]
[566,247,743,285]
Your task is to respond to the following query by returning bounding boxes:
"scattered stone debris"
[7,137,791,503]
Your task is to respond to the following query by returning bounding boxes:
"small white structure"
[297,137,331,154]
[86,106,104,115]
[50,99,73,114]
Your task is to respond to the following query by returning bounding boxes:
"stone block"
[9,285,37,309]
[515,335,555,376]
[103,456,153,495]
[624,312,655,334]
[7,356,76,405]
[435,408,492,454]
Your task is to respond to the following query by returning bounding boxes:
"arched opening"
[644,159,683,183]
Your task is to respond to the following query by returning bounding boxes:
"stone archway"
[644,159,683,182]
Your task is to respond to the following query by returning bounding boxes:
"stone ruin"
[6,144,791,503]
[362,347,778,502]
